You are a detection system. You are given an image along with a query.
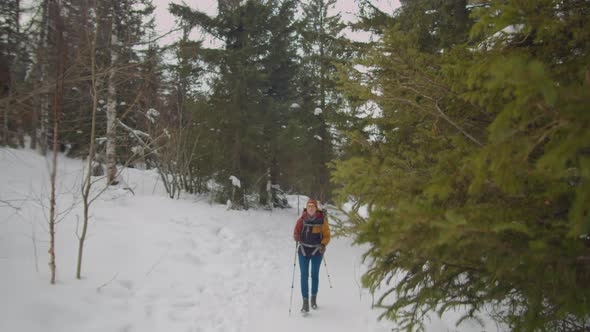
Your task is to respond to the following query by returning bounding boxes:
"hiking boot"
[311,295,318,309]
[301,298,310,313]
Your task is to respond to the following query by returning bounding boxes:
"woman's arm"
[293,218,303,241]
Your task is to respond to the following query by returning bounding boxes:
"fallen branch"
[96,272,119,292]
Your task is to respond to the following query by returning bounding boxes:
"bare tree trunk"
[48,0,65,285]
[48,109,57,284]
[30,106,37,149]
[14,0,24,148]
[318,2,330,204]
[106,28,118,185]
[0,49,10,128]
[77,0,99,279]
[231,130,245,209]
[267,168,273,210]
[40,100,49,154]
[0,66,9,145]
[2,100,7,145]
[38,0,50,156]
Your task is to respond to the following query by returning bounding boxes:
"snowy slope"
[0,148,500,332]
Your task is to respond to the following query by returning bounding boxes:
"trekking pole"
[323,255,333,288]
[288,242,298,316]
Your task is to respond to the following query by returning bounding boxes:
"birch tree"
[47,0,66,285]
[104,0,120,185]
[102,0,155,185]
[36,0,51,155]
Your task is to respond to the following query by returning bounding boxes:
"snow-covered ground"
[0,148,501,332]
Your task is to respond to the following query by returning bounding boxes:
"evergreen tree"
[334,0,590,330]
[296,0,347,202]
[0,0,28,147]
[155,20,209,197]
[258,0,298,208]
[397,0,470,52]
[171,0,300,208]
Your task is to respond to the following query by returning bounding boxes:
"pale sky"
[152,0,400,47]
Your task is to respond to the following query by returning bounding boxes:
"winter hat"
[306,199,319,210]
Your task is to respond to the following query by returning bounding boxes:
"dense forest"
[1,0,588,331]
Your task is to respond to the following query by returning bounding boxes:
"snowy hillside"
[0,148,501,332]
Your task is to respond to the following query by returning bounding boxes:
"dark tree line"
[0,0,349,209]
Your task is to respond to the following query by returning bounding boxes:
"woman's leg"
[310,254,323,296]
[298,253,311,299]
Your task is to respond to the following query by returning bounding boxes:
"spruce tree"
[171,0,296,208]
[0,0,27,147]
[259,0,298,208]
[296,0,347,202]
[334,0,590,330]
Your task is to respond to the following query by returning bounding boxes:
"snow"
[353,64,371,73]
[314,135,323,141]
[1,147,503,332]
[229,175,241,188]
[477,24,525,50]
[290,103,300,109]
[119,120,151,140]
[131,146,144,155]
[147,108,160,124]
[314,108,323,115]
[341,200,369,219]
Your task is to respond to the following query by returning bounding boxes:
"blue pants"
[298,253,323,299]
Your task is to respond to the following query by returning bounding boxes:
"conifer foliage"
[169,0,294,208]
[334,0,590,330]
[296,0,347,203]
[169,0,340,208]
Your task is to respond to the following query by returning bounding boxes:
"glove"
[319,244,326,254]
[294,234,301,242]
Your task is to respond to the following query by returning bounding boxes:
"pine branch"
[434,100,483,147]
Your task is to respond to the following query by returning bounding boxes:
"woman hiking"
[293,199,330,314]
